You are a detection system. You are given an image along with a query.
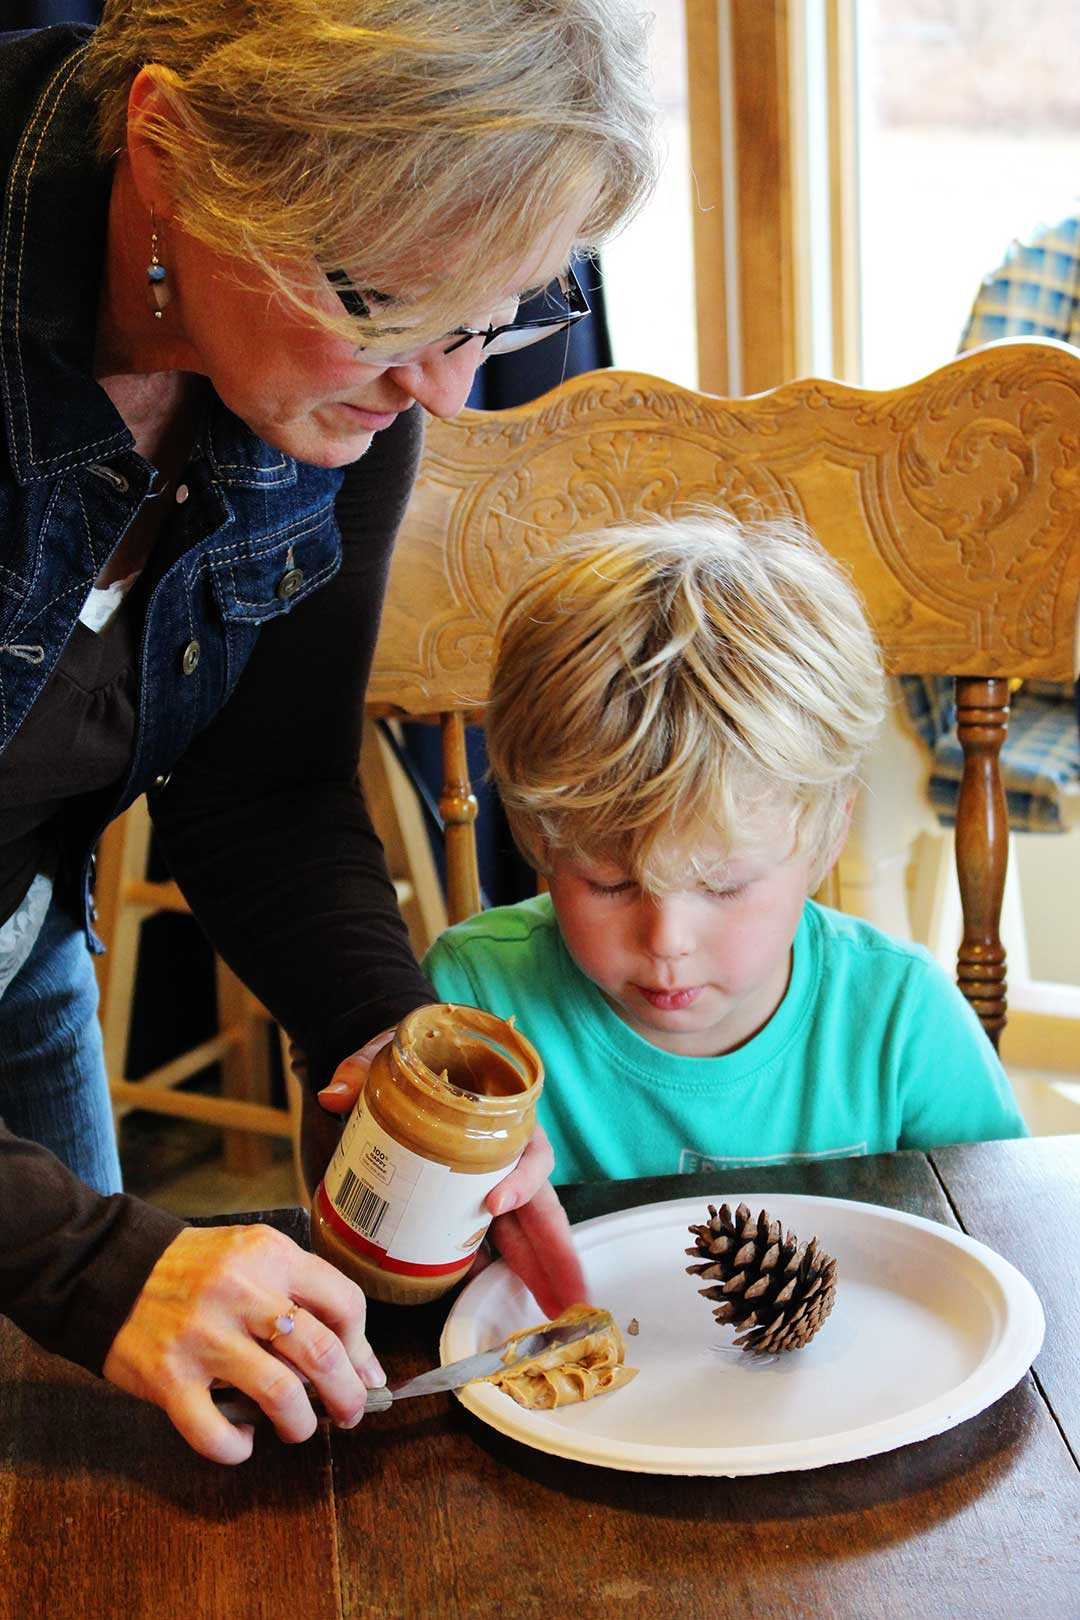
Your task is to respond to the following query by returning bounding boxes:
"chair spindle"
[954,676,1011,1047]
[440,711,482,924]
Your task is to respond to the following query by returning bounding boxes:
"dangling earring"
[146,211,171,319]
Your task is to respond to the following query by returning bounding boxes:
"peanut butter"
[480,1304,639,1409]
[312,1004,543,1304]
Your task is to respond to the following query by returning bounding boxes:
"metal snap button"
[181,639,201,675]
[153,772,172,790]
[276,566,304,601]
[175,483,189,504]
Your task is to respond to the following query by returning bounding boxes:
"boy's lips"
[634,985,703,1011]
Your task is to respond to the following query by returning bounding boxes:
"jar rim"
[392,1003,544,1112]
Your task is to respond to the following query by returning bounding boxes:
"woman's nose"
[387,342,483,418]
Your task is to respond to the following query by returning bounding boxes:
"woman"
[0,0,655,1463]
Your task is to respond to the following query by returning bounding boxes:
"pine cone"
[686,1202,838,1353]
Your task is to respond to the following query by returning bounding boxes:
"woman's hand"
[317,1038,587,1318]
[302,1027,396,1194]
[102,1224,384,1465]
[482,1124,588,1317]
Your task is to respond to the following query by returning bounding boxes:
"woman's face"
[162,209,587,468]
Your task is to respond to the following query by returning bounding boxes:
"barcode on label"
[336,1167,390,1241]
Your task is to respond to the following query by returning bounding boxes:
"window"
[857,1,1080,387]
[604,0,697,386]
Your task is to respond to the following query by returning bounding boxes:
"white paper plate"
[440,1193,1045,1476]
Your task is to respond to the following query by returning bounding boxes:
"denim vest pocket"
[207,504,342,626]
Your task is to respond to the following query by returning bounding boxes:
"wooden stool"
[93,798,293,1174]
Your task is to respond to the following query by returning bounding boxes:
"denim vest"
[0,28,345,944]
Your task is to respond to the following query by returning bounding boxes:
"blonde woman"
[0,2,655,1462]
[417,516,1027,1179]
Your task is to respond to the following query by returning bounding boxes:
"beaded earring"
[146,212,171,319]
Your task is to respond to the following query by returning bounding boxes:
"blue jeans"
[0,883,121,1195]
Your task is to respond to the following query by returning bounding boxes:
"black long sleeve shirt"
[0,411,439,1375]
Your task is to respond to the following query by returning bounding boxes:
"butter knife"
[212,1307,613,1423]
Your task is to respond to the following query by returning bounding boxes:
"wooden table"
[2,1138,1078,1620]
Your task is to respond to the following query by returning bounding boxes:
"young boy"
[422,515,1027,1184]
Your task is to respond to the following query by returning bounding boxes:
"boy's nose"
[641,898,695,960]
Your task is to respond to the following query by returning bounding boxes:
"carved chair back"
[368,341,1080,1044]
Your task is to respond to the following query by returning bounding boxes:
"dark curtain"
[403,255,612,908]
[465,254,612,410]
[8,1,100,23]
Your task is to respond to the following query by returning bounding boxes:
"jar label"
[319,1095,521,1275]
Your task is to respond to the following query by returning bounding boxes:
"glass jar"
[311,1003,543,1304]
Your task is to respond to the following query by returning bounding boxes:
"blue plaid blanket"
[899,676,1079,833]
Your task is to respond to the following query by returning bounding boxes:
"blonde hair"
[487,514,887,891]
[81,0,656,343]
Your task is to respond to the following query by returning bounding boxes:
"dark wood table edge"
[929,1138,1080,1476]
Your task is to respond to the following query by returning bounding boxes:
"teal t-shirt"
[423,895,1027,1185]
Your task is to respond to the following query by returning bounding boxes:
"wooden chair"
[95,736,445,1186]
[367,340,1080,1049]
[94,797,293,1173]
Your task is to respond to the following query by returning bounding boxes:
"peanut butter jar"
[311,1004,543,1304]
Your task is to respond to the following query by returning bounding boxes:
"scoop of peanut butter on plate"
[479,1303,639,1410]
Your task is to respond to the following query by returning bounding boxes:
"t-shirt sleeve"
[422,934,485,1008]
[895,958,1029,1150]
[0,1126,184,1376]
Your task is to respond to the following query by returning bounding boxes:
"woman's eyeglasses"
[326,264,590,365]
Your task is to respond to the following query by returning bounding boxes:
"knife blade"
[211,1307,613,1423]
[370,1306,614,1410]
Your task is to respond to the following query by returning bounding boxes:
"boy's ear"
[827,792,857,869]
[811,793,856,898]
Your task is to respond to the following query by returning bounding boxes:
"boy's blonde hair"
[82,0,656,344]
[487,514,887,891]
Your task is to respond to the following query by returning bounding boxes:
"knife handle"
[210,1381,394,1425]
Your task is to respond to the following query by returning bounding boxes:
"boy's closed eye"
[587,878,636,897]
[583,876,750,902]
[700,882,748,902]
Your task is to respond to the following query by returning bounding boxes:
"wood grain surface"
[932,1133,1080,1461]
[2,1146,1077,1620]
[0,1320,339,1620]
[329,1151,1079,1620]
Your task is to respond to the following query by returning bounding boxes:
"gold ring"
[267,1302,299,1344]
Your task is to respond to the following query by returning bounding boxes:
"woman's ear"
[124,66,180,220]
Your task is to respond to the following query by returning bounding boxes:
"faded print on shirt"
[679,1142,868,1174]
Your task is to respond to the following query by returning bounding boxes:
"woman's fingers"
[286,1245,384,1384]
[317,1027,396,1114]
[165,1386,257,1466]
[489,1180,588,1318]
[229,1327,334,1441]
[102,1223,383,1463]
[246,1260,385,1429]
[479,1127,585,1315]
[304,1024,394,1191]
[485,1123,555,1217]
